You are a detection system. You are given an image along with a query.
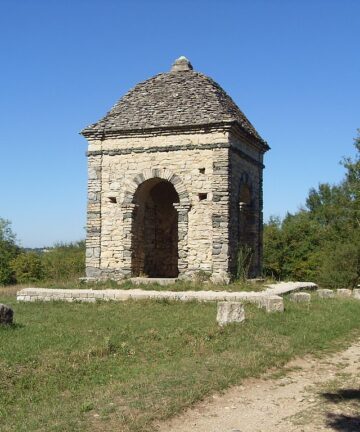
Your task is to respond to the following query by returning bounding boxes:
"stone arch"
[120,168,190,207]
[237,173,257,277]
[120,168,191,279]
[238,173,253,206]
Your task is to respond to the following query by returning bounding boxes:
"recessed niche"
[198,193,207,201]
[109,197,117,204]
[199,168,205,174]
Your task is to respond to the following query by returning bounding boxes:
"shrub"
[41,241,85,281]
[317,239,360,288]
[11,252,43,283]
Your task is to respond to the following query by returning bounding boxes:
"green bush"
[317,239,360,288]
[41,241,85,281]
[264,130,360,286]
[11,252,43,283]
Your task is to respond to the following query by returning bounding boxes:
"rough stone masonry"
[81,56,269,283]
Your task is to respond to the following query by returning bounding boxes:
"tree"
[263,216,284,279]
[0,218,20,285]
[263,212,322,281]
[263,130,360,287]
[315,131,360,287]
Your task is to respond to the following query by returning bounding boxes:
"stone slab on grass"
[290,292,311,303]
[264,282,317,296]
[16,282,315,309]
[216,302,245,326]
[317,289,335,299]
[261,296,284,313]
[336,289,352,298]
[353,289,360,300]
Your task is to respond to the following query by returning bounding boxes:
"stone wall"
[86,131,230,280]
[228,131,264,277]
[85,128,264,281]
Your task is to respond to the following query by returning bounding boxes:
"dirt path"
[157,340,360,432]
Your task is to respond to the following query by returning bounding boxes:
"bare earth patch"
[157,339,360,432]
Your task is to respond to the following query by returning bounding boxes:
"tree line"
[0,226,85,285]
[263,130,360,288]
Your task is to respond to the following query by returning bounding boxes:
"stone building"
[81,57,269,283]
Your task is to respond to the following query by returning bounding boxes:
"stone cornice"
[229,123,270,154]
[87,142,264,168]
[81,122,232,139]
[81,121,269,151]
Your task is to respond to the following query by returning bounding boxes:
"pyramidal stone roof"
[82,56,266,145]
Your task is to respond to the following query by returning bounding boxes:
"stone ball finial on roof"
[171,56,193,72]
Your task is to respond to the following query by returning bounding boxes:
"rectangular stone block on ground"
[317,289,335,299]
[336,289,352,298]
[262,295,284,313]
[353,289,360,300]
[290,292,311,303]
[216,302,245,326]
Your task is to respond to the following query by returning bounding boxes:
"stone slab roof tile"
[82,57,266,144]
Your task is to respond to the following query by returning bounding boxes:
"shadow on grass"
[0,322,25,330]
[322,389,360,431]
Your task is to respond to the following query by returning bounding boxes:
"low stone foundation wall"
[17,287,266,304]
[16,282,318,312]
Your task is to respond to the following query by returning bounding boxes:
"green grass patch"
[1,291,359,431]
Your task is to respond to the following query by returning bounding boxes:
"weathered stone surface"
[216,302,245,326]
[336,289,352,298]
[131,277,177,286]
[262,295,284,313]
[264,282,317,294]
[290,292,311,303]
[210,270,231,285]
[317,289,335,299]
[353,289,360,300]
[0,304,13,325]
[17,282,304,305]
[81,56,266,143]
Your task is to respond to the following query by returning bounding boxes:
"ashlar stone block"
[353,289,360,300]
[336,288,352,298]
[262,295,284,313]
[210,270,231,285]
[317,289,335,299]
[216,301,245,326]
[290,292,311,303]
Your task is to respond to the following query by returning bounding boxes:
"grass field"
[1,287,360,432]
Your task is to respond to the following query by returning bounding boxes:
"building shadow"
[321,389,360,431]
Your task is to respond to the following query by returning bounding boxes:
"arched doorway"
[238,183,256,277]
[131,178,179,277]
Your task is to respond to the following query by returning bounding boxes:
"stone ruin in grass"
[81,56,269,283]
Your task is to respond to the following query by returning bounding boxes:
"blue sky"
[1,0,359,247]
